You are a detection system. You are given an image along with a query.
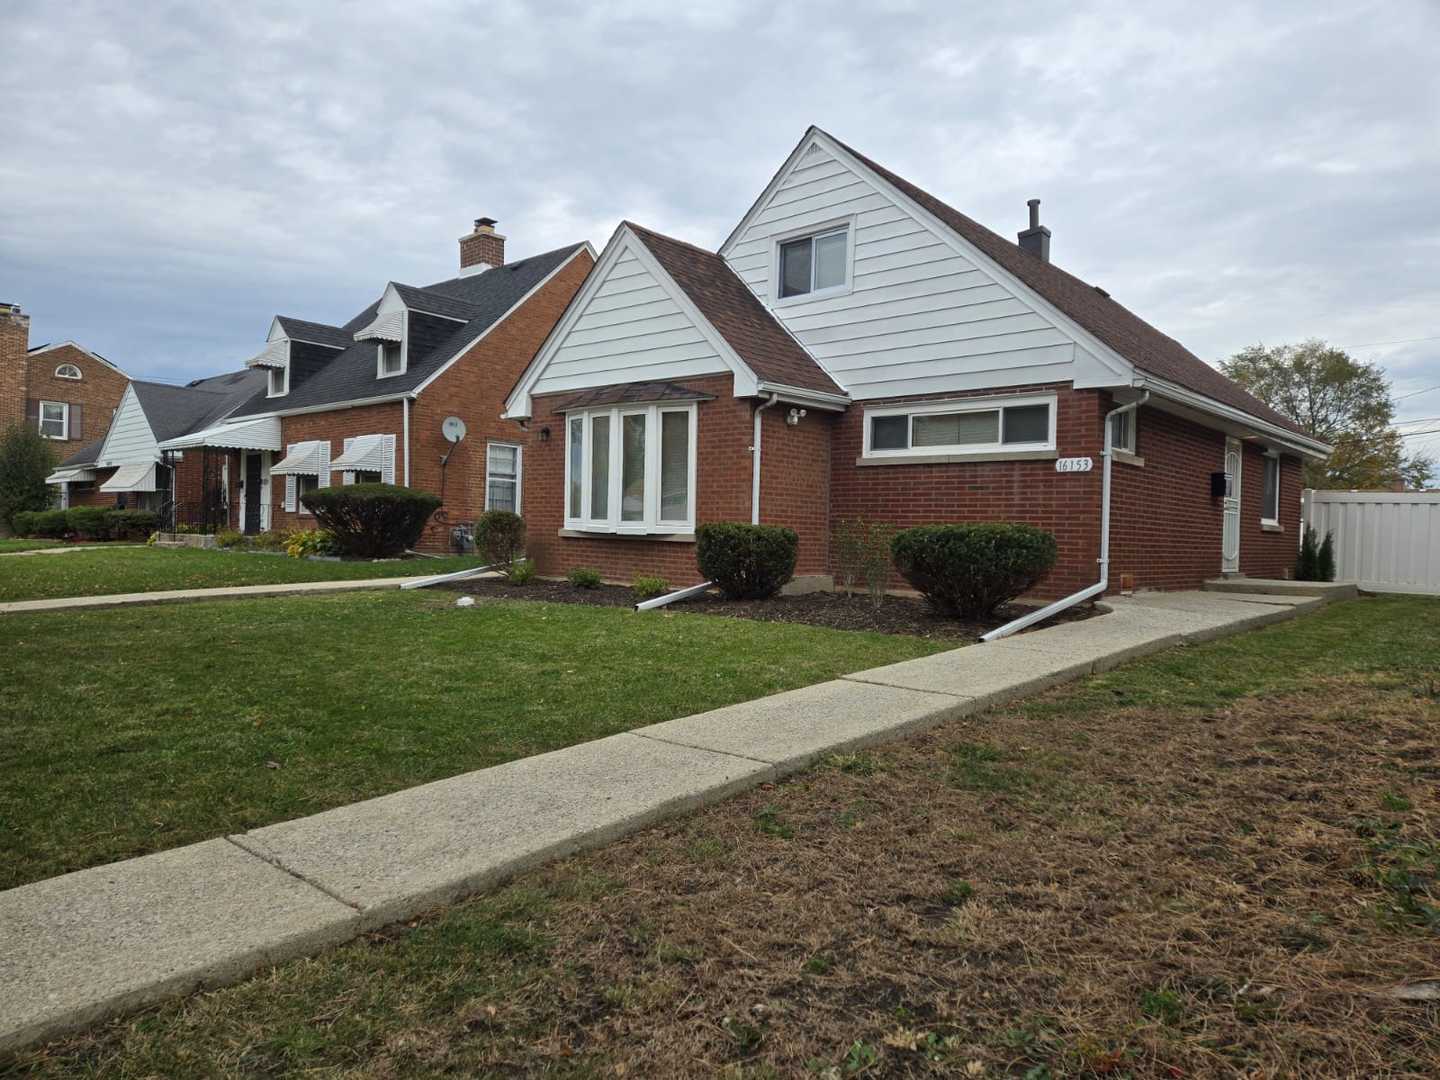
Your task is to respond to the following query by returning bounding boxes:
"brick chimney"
[0,302,31,430]
[459,217,506,274]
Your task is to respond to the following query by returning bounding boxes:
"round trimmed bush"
[696,522,798,600]
[66,505,112,540]
[474,509,526,565]
[300,483,441,558]
[890,523,1058,618]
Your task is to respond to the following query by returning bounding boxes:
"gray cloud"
[3,0,1437,453]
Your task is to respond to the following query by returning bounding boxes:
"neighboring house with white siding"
[506,126,1332,596]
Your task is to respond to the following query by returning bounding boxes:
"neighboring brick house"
[1,301,130,464]
[504,127,1330,598]
[155,222,594,547]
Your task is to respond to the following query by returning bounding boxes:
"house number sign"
[1055,456,1094,473]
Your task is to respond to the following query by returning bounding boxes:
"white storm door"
[1222,437,1242,573]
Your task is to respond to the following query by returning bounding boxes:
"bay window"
[565,402,697,533]
[862,393,1056,460]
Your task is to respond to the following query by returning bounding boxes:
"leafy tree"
[0,423,57,532]
[1222,340,1433,489]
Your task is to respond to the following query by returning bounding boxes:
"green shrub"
[568,566,603,589]
[300,483,440,559]
[475,509,526,565]
[106,509,158,540]
[251,530,288,551]
[695,522,798,600]
[284,529,337,559]
[1296,524,1337,581]
[507,558,537,585]
[632,575,671,601]
[834,518,895,608]
[215,529,245,549]
[890,523,1058,618]
[1316,531,1336,582]
[12,509,66,538]
[66,505,112,540]
[0,423,57,532]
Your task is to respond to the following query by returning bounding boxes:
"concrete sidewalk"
[0,588,1330,1053]
[0,575,455,615]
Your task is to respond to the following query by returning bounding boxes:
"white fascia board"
[411,243,597,400]
[719,125,821,257]
[754,381,850,411]
[25,340,131,379]
[1134,373,1332,459]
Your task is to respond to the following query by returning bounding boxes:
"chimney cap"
[474,217,498,233]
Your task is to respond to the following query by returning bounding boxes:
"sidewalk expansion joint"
[224,835,362,912]
[837,675,978,699]
[628,730,776,766]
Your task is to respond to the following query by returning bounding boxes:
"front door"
[1222,437,1242,574]
[243,452,262,534]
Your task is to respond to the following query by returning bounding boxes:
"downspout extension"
[750,393,780,525]
[981,391,1149,642]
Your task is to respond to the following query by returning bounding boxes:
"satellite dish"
[442,416,467,444]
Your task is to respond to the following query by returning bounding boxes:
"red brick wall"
[0,304,28,431]
[8,342,128,458]
[1238,443,1302,578]
[270,402,406,532]
[759,402,834,576]
[829,383,1106,600]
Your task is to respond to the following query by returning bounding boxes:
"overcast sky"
[3,1,1438,457]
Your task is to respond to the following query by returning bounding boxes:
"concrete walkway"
[0,544,144,558]
[0,575,457,616]
[0,589,1331,1053]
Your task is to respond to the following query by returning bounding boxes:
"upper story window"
[1109,410,1136,454]
[378,342,404,378]
[1261,453,1281,524]
[777,224,849,301]
[565,402,695,534]
[39,401,68,439]
[863,393,1056,461]
[267,364,288,397]
[55,363,82,380]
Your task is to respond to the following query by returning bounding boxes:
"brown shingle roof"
[556,381,717,411]
[626,223,844,396]
[826,133,1309,437]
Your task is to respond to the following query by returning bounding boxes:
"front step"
[1204,577,1357,601]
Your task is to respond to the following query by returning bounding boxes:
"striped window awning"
[100,462,158,493]
[45,467,97,485]
[330,434,386,472]
[159,416,282,452]
[270,440,325,476]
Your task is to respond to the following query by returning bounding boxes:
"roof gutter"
[1132,374,1331,459]
[753,381,850,411]
[981,392,1149,642]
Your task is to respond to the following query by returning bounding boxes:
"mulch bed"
[446,577,1096,640]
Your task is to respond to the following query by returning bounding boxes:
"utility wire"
[1394,383,1440,402]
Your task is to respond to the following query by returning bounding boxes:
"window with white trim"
[1109,410,1136,454]
[55,363,81,380]
[353,469,381,484]
[777,225,849,300]
[1261,453,1281,524]
[39,401,68,439]
[268,364,288,397]
[863,394,1056,460]
[377,342,404,378]
[485,443,521,513]
[297,473,320,513]
[564,402,696,533]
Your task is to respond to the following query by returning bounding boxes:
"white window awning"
[45,467,96,485]
[100,462,159,493]
[353,311,404,342]
[330,434,386,472]
[270,440,325,475]
[159,416,283,452]
[244,339,289,370]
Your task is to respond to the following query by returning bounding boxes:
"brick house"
[504,127,1330,598]
[1,302,130,473]
[153,222,594,547]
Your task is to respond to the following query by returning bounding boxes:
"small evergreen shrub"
[632,575,671,601]
[301,483,440,559]
[11,509,66,537]
[1295,524,1337,581]
[215,529,245,549]
[507,558,537,585]
[568,566,603,589]
[695,522,798,600]
[66,505,113,540]
[475,510,526,565]
[891,523,1058,618]
[106,509,158,539]
[1316,531,1336,582]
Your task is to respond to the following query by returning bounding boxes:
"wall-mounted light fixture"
[786,407,807,427]
[539,426,551,442]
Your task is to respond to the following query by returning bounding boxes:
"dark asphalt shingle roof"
[556,381,718,411]
[626,223,843,396]
[229,243,587,417]
[133,369,268,442]
[274,317,352,349]
[59,439,105,468]
[824,131,1308,437]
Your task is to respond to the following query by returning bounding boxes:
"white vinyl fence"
[1302,489,1440,595]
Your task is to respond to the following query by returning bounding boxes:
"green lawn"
[0,590,942,889]
[0,538,66,554]
[9,595,1435,1077]
[0,546,489,602]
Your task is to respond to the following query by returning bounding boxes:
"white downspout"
[750,393,780,525]
[403,396,412,486]
[981,391,1149,642]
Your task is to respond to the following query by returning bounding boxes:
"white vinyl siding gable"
[723,139,1102,401]
[95,386,159,466]
[529,245,729,399]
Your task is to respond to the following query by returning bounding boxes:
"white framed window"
[564,402,696,534]
[39,401,68,439]
[774,220,852,304]
[862,393,1057,460]
[267,363,288,397]
[352,469,381,484]
[297,473,319,514]
[55,363,81,380]
[377,341,404,378]
[1109,410,1136,454]
[1261,452,1281,524]
[485,443,522,513]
